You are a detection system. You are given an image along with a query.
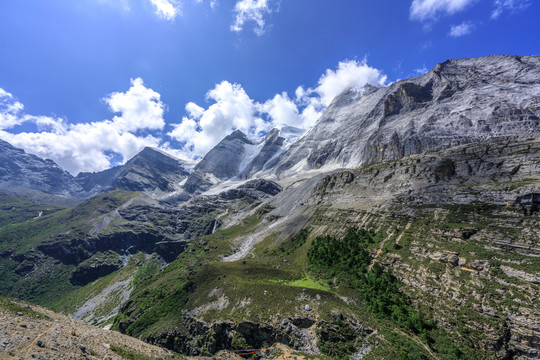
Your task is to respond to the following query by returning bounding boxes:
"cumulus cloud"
[413,66,429,76]
[491,0,530,19]
[313,59,387,106]
[449,22,473,37]
[231,0,275,35]
[149,0,180,20]
[0,61,387,172]
[410,0,475,21]
[0,89,25,129]
[169,81,260,157]
[0,78,166,175]
[169,59,387,159]
[106,78,165,131]
[260,93,302,129]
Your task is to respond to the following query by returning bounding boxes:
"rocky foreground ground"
[0,297,312,360]
[0,297,180,360]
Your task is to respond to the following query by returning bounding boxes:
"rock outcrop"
[0,296,180,359]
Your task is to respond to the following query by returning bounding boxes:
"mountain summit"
[76,147,190,196]
[274,55,540,177]
[0,139,81,197]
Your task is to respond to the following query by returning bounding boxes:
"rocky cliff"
[0,139,82,197]
[274,55,540,177]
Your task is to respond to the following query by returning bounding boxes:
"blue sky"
[0,0,538,174]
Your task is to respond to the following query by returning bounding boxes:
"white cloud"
[314,59,387,106]
[169,59,387,159]
[491,0,530,19]
[413,66,429,76]
[231,0,274,35]
[169,81,261,157]
[449,22,473,37]
[0,89,65,132]
[0,89,25,129]
[260,93,302,129]
[149,0,180,20]
[1,61,387,172]
[410,0,475,21]
[106,77,165,132]
[0,78,166,175]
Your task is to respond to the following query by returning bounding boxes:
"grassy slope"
[52,252,162,327]
[0,190,137,254]
[111,195,539,359]
[111,212,438,358]
[0,190,139,307]
[0,192,66,229]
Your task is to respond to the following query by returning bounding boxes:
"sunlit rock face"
[274,55,540,177]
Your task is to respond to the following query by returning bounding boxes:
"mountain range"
[0,55,539,360]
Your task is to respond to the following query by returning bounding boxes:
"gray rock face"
[238,127,303,179]
[69,251,123,286]
[274,55,540,176]
[0,139,81,197]
[306,136,540,209]
[238,128,283,179]
[219,179,282,200]
[184,127,301,193]
[0,141,190,198]
[76,147,189,195]
[183,130,254,194]
[195,130,254,180]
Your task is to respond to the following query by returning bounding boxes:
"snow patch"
[238,141,264,173]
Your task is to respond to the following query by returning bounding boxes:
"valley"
[0,55,539,359]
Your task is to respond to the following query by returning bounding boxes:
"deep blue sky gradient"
[1,0,539,136]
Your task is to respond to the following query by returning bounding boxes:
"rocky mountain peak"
[184,126,305,193]
[229,129,252,141]
[0,139,82,197]
[273,54,540,177]
[192,129,255,180]
[76,146,189,195]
